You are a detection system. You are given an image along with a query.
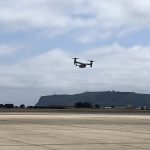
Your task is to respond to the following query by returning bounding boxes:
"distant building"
[138,106,147,110]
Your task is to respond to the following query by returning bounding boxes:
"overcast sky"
[1,0,150,105]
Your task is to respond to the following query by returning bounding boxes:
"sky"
[1,0,150,105]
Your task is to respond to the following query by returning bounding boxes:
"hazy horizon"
[0,0,150,105]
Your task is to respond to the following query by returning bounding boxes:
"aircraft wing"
[76,61,84,65]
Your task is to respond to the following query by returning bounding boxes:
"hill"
[35,91,150,108]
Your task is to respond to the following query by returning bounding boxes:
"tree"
[83,102,92,108]
[95,104,100,108]
[75,102,84,108]
[0,104,4,108]
[111,105,115,108]
[20,104,25,108]
[4,104,14,108]
[75,102,93,108]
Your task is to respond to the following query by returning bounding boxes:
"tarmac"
[0,112,149,150]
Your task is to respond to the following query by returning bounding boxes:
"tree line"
[0,104,25,108]
[0,102,147,110]
[75,102,100,108]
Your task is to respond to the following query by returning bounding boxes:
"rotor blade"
[88,60,94,62]
[72,58,79,59]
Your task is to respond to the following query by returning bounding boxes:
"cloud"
[0,0,150,42]
[1,44,150,105]
[0,44,20,56]
[0,0,150,105]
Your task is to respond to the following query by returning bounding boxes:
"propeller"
[72,58,79,60]
[72,58,79,65]
[88,60,94,67]
[88,60,94,63]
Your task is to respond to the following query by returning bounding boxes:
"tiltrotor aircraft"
[72,58,94,68]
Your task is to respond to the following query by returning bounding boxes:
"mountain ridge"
[35,91,150,107]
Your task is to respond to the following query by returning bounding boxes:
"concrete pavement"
[0,113,149,150]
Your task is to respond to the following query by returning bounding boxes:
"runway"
[0,112,149,150]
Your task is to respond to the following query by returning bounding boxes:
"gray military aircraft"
[72,58,94,68]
